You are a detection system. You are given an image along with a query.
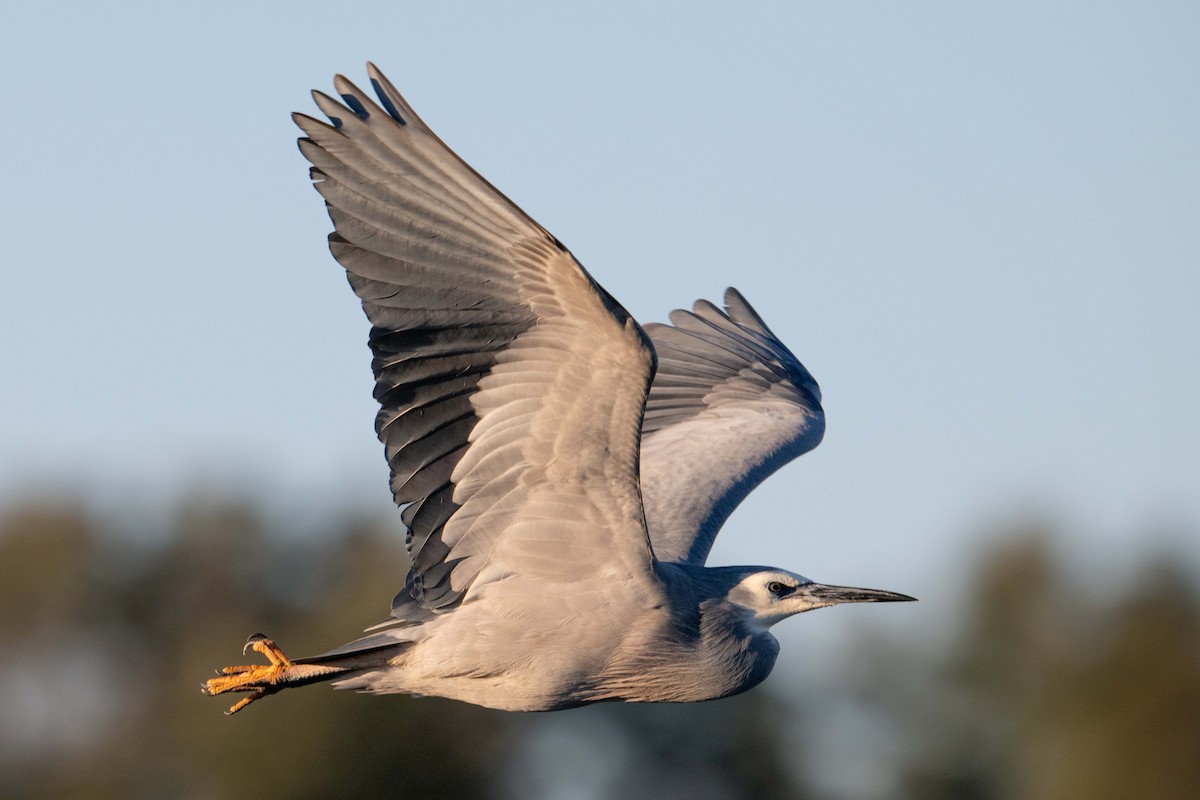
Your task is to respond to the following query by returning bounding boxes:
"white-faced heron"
[203,65,915,715]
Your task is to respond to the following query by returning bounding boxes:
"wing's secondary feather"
[640,288,825,565]
[295,65,659,619]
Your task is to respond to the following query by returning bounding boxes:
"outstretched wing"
[639,288,824,565]
[294,65,659,617]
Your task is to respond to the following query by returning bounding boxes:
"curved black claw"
[242,632,269,655]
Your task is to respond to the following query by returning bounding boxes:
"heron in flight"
[204,65,914,715]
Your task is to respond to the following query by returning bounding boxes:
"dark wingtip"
[365,62,406,124]
[340,91,369,120]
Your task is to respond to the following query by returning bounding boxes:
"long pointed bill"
[803,583,917,604]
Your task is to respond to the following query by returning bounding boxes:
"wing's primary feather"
[295,65,659,621]
[640,288,824,565]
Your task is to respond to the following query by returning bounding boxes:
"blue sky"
[3,2,1198,648]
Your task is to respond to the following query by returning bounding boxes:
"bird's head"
[727,569,916,630]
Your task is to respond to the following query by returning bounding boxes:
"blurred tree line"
[1,500,1197,799]
[823,528,1200,800]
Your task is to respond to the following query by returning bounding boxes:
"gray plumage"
[203,65,914,715]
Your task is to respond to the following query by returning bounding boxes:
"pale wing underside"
[640,289,825,565]
[294,65,658,617]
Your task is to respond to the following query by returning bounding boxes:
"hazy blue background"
[3,0,1197,680]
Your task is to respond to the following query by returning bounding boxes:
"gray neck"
[588,563,781,703]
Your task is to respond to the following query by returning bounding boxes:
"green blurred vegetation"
[833,530,1200,800]
[1,502,1197,799]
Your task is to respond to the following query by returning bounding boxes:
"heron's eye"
[767,581,789,596]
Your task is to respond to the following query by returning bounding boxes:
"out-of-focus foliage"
[833,531,1200,800]
[2,502,1197,799]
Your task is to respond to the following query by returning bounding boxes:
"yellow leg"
[244,633,292,667]
[203,633,332,715]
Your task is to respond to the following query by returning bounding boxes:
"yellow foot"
[203,633,321,715]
